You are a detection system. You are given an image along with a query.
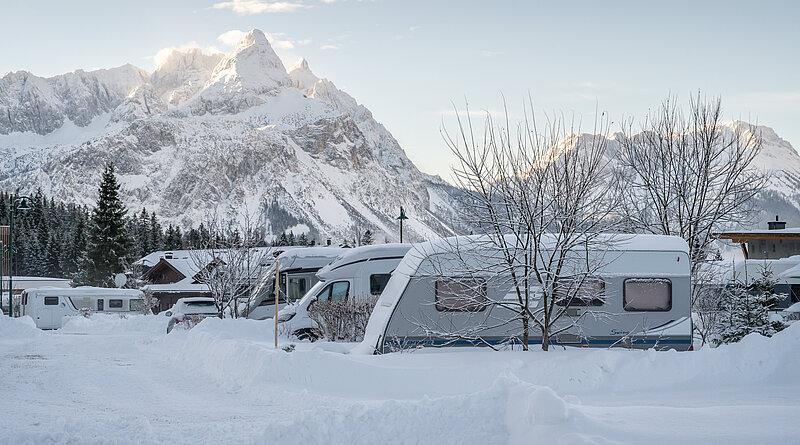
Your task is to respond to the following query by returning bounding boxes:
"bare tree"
[189,210,270,319]
[439,99,619,351]
[615,93,767,341]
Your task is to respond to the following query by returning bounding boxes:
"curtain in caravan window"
[623,279,672,311]
[435,278,487,312]
[554,278,605,307]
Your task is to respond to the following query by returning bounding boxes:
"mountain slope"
[0,29,458,242]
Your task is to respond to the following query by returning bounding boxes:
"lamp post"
[8,196,32,317]
[396,206,408,243]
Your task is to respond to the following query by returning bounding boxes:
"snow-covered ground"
[2,314,799,444]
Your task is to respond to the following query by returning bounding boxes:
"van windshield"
[298,280,327,306]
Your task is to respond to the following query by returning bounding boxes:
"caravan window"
[624,278,672,311]
[109,299,123,309]
[97,299,104,311]
[288,277,307,302]
[44,296,59,306]
[370,274,392,295]
[435,278,487,312]
[555,278,605,307]
[130,299,144,311]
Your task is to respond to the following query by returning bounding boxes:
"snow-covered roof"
[317,244,411,277]
[715,227,800,238]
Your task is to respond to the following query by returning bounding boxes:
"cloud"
[217,30,246,46]
[320,44,339,50]
[150,42,223,67]
[210,0,310,14]
[296,39,312,45]
[409,25,420,32]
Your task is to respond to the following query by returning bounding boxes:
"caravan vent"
[165,252,173,259]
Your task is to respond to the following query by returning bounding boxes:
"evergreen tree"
[85,163,133,286]
[149,212,163,252]
[287,231,295,246]
[298,233,308,246]
[46,233,63,277]
[717,265,788,345]
[362,229,374,245]
[278,232,289,246]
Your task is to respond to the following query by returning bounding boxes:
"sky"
[1,0,799,182]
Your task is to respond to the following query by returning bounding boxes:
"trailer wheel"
[294,329,319,342]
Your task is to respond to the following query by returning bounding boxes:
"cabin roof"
[713,227,800,242]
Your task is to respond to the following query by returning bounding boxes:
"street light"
[7,196,32,317]
[396,206,408,243]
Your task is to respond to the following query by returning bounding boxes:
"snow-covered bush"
[307,297,377,342]
[716,265,787,345]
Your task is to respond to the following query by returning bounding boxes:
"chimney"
[768,215,786,231]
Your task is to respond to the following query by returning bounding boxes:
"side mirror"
[164,311,172,317]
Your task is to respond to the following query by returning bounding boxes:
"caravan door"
[37,296,62,329]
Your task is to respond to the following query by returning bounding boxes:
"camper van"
[21,287,146,329]
[355,234,693,354]
[277,244,411,339]
[244,247,347,320]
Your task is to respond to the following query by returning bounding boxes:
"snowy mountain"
[0,29,459,242]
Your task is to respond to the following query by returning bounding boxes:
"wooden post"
[274,261,279,348]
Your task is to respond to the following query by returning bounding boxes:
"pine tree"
[298,233,308,246]
[149,212,163,252]
[287,231,295,246]
[85,163,133,286]
[362,229,374,245]
[717,265,788,345]
[278,232,289,246]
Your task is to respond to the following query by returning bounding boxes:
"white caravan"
[21,287,146,329]
[277,244,412,339]
[355,234,693,354]
[244,247,347,320]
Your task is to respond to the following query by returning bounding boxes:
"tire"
[294,329,319,341]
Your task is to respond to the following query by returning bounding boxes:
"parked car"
[164,297,219,333]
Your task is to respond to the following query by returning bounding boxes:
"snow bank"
[258,374,603,445]
[0,316,42,340]
[60,313,167,335]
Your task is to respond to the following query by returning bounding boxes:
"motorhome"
[244,247,347,320]
[355,234,693,354]
[21,287,146,329]
[277,243,412,339]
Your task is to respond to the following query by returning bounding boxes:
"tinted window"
[370,274,392,295]
[186,300,215,307]
[435,278,487,312]
[555,278,605,307]
[109,299,123,308]
[44,296,59,306]
[288,277,307,302]
[330,281,349,302]
[624,279,672,311]
[97,299,104,311]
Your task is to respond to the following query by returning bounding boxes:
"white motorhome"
[277,243,412,339]
[355,234,693,354]
[244,247,347,320]
[21,287,145,329]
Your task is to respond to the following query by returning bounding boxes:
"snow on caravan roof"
[317,244,411,278]
[24,287,144,296]
[272,247,348,271]
[390,234,687,277]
